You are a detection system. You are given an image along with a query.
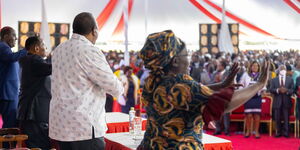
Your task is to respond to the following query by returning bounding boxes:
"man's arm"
[269,79,278,94]
[0,45,27,62]
[31,56,52,77]
[80,48,124,98]
[286,78,294,95]
[296,77,300,96]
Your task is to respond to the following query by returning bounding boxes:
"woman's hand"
[257,60,270,86]
[222,62,239,88]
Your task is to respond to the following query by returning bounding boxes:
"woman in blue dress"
[239,61,266,138]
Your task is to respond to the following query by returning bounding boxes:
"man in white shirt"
[49,12,124,150]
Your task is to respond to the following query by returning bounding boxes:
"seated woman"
[137,30,269,149]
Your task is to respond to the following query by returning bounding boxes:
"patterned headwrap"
[139,30,186,105]
[139,30,185,76]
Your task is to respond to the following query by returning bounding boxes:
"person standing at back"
[213,60,231,136]
[18,36,52,149]
[49,12,124,150]
[270,65,294,138]
[0,26,27,128]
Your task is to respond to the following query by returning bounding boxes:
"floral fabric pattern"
[139,74,210,150]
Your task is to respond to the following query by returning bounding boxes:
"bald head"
[72,12,97,35]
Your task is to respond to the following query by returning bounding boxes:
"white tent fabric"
[2,0,300,50]
[218,0,234,54]
[40,0,51,52]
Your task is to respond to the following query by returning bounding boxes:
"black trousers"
[58,128,105,150]
[274,107,290,136]
[20,120,51,150]
[215,113,230,133]
[0,100,18,128]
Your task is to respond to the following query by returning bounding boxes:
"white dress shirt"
[277,75,286,94]
[49,34,124,141]
[279,75,286,86]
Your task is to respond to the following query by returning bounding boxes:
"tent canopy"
[3,0,300,50]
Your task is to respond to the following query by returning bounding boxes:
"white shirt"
[277,75,286,94]
[279,75,286,86]
[49,34,124,141]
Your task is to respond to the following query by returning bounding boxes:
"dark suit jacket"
[0,42,27,101]
[296,76,300,119]
[18,53,52,123]
[296,76,300,94]
[270,76,294,109]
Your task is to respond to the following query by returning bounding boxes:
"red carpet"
[0,116,298,149]
[205,130,300,150]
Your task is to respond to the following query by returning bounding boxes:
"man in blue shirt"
[0,26,27,128]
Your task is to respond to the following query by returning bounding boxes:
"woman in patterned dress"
[138,30,270,150]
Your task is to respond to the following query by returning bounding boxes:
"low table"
[104,131,232,150]
[105,112,147,133]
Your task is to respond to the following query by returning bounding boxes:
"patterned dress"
[138,74,233,150]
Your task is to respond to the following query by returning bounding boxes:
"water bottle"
[129,107,135,135]
[133,116,142,139]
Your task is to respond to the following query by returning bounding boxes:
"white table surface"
[105,112,146,124]
[105,131,231,149]
[106,112,131,123]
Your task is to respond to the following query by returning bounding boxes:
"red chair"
[230,105,245,131]
[260,96,273,136]
[289,96,297,138]
[230,105,244,121]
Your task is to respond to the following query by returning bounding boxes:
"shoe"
[224,132,230,136]
[244,132,250,138]
[255,133,260,139]
[275,134,281,138]
[213,131,221,135]
[284,134,289,138]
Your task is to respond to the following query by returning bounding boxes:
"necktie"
[280,76,284,87]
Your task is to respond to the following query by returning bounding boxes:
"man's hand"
[279,87,287,94]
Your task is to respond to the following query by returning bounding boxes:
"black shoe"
[275,134,281,138]
[224,132,230,136]
[255,135,260,139]
[284,134,289,138]
[213,131,221,135]
[244,131,250,138]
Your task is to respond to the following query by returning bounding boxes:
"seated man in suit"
[270,65,294,138]
[18,36,52,149]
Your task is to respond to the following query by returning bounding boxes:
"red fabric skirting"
[204,142,233,150]
[105,138,232,150]
[106,120,147,133]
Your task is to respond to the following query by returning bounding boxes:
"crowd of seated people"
[104,49,300,138]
